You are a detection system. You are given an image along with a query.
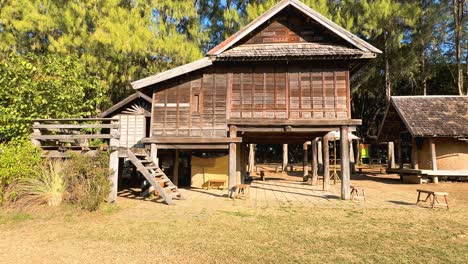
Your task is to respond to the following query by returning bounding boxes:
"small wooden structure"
[416,189,449,209]
[378,96,468,183]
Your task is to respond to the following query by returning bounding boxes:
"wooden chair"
[350,185,366,201]
[416,189,449,209]
[234,184,250,199]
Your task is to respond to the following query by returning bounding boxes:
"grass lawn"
[1,176,468,263]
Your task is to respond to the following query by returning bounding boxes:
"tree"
[0,53,105,141]
[452,0,466,95]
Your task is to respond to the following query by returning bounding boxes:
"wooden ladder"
[127,149,182,205]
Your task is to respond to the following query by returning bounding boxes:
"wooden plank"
[31,134,117,140]
[227,119,362,126]
[32,118,118,122]
[155,144,228,150]
[340,126,350,200]
[33,124,119,129]
[142,137,241,144]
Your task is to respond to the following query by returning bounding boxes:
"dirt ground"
[1,166,467,263]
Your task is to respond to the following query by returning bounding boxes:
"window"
[192,94,201,113]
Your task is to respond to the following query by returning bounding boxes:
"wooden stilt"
[173,150,179,187]
[388,142,395,169]
[303,142,309,177]
[397,140,403,169]
[311,138,318,186]
[340,126,351,200]
[350,140,355,174]
[108,119,120,203]
[317,139,323,173]
[236,142,241,185]
[282,144,288,172]
[240,143,247,183]
[411,137,419,169]
[248,144,255,174]
[150,143,158,165]
[429,138,437,171]
[228,126,237,197]
[323,136,330,191]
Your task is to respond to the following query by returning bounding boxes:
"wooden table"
[206,179,226,190]
[416,189,449,209]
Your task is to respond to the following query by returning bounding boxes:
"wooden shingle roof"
[215,43,373,61]
[379,96,468,140]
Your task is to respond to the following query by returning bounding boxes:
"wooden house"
[103,0,381,203]
[378,96,468,183]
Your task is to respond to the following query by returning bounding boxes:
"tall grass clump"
[0,140,42,205]
[4,160,66,210]
[64,152,111,211]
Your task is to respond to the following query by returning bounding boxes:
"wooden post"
[397,140,403,169]
[282,144,288,172]
[350,140,355,174]
[108,119,120,203]
[340,126,351,200]
[317,139,323,173]
[323,136,330,191]
[429,138,437,171]
[388,142,395,169]
[150,143,158,166]
[240,143,247,183]
[173,150,179,187]
[303,142,309,177]
[228,126,237,196]
[411,137,419,169]
[236,142,241,184]
[311,138,318,185]
[248,144,255,174]
[31,121,42,147]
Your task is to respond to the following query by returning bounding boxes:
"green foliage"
[0,141,42,204]
[0,53,105,141]
[4,160,67,210]
[63,152,111,211]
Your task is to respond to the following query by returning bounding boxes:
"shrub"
[0,140,42,204]
[64,152,111,211]
[3,160,66,210]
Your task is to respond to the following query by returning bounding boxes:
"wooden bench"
[350,185,366,201]
[234,184,250,199]
[205,179,226,190]
[416,189,449,209]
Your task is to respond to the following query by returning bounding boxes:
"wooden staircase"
[127,149,183,205]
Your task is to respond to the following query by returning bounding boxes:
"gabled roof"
[378,96,468,141]
[215,43,375,61]
[207,0,382,56]
[100,92,152,118]
[131,58,212,90]
[132,0,380,90]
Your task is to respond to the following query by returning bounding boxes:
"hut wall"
[151,64,350,137]
[418,138,468,170]
[117,114,146,148]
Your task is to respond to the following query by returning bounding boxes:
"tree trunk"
[384,30,392,101]
[453,0,464,95]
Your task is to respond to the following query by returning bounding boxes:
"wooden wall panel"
[152,73,227,137]
[227,65,350,120]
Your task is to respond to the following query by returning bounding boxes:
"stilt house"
[102,0,381,203]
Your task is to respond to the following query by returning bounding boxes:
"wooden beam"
[282,144,288,171]
[303,142,309,177]
[32,123,119,129]
[32,118,118,122]
[236,127,340,132]
[340,126,351,200]
[32,134,117,140]
[322,136,330,191]
[411,137,419,169]
[154,144,229,150]
[142,137,242,144]
[228,118,362,126]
